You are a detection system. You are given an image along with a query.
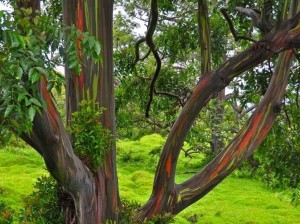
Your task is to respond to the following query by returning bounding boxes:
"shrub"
[118,199,174,224]
[19,176,64,224]
[0,201,14,224]
[69,100,113,171]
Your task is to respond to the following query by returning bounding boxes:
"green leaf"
[88,37,95,49]
[4,105,14,118]
[82,33,89,44]
[16,66,23,79]
[30,98,42,107]
[94,41,101,56]
[35,67,48,77]
[29,68,41,83]
[28,107,36,122]
[17,93,26,102]
[69,61,78,70]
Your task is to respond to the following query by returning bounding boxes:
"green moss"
[0,146,47,211]
[117,134,300,224]
[0,134,300,223]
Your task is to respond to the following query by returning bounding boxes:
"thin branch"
[240,105,256,118]
[231,101,242,114]
[134,118,171,130]
[236,6,261,27]
[220,8,257,42]
[133,37,146,66]
[155,89,185,107]
[145,0,162,118]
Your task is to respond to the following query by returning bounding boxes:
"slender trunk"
[210,90,225,154]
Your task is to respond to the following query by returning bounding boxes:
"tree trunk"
[63,0,119,222]
[18,0,119,223]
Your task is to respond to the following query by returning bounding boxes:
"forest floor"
[0,134,299,223]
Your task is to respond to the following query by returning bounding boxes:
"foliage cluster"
[69,100,113,171]
[0,201,13,224]
[118,199,174,224]
[18,176,64,224]
[0,5,101,138]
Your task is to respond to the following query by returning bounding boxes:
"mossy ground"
[0,134,299,223]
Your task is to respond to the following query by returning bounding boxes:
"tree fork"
[138,12,300,219]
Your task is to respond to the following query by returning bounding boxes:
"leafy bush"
[255,120,300,189]
[291,187,300,206]
[69,100,113,171]
[0,201,14,224]
[118,199,174,224]
[19,176,64,224]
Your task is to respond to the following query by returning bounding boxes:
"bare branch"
[220,8,257,42]
[236,6,260,27]
[133,37,146,66]
[175,49,294,214]
[240,105,256,118]
[155,89,185,107]
[145,0,162,118]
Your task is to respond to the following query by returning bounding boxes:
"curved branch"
[220,8,257,42]
[133,37,146,66]
[145,0,162,118]
[175,49,294,213]
[22,79,95,205]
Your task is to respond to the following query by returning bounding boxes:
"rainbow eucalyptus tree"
[1,0,300,223]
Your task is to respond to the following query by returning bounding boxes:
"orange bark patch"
[193,75,212,97]
[259,122,272,140]
[152,187,164,215]
[166,154,172,178]
[41,80,59,131]
[237,113,262,155]
[76,0,84,89]
[210,153,230,178]
[76,0,84,31]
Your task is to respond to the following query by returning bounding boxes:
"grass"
[0,145,47,211]
[117,134,300,224]
[1,134,300,223]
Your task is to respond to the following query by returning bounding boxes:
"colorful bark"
[63,0,119,222]
[17,0,118,223]
[137,12,300,219]
[174,50,294,213]
[198,0,211,75]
